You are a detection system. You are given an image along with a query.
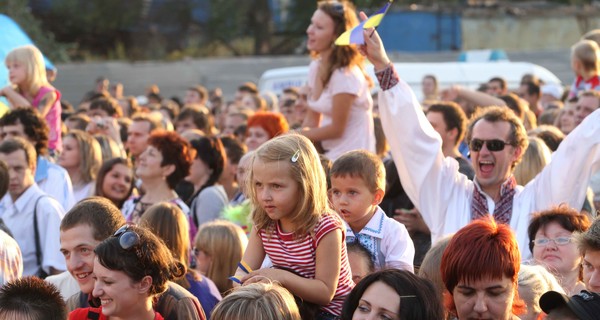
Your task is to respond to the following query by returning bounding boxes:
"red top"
[69,307,164,320]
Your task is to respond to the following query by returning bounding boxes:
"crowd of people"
[2,0,600,319]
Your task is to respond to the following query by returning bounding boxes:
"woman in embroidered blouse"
[122,131,194,224]
[301,0,375,161]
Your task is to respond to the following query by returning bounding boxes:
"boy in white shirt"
[329,150,415,272]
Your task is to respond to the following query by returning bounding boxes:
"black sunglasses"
[113,225,140,250]
[469,139,513,152]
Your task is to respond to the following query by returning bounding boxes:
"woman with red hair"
[122,131,195,224]
[245,111,289,151]
[441,218,525,320]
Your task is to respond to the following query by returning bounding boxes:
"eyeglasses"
[531,237,572,246]
[469,139,513,152]
[113,225,140,250]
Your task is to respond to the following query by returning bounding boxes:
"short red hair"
[246,112,289,139]
[147,130,195,189]
[441,218,525,316]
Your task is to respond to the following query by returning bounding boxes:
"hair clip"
[291,150,300,163]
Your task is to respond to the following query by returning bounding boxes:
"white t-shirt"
[307,59,375,160]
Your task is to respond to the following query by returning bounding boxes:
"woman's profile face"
[58,136,80,169]
[187,157,210,186]
[352,281,400,320]
[306,9,336,53]
[453,276,515,320]
[92,258,149,318]
[136,145,165,179]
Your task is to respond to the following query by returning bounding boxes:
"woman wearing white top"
[301,0,375,161]
[58,130,102,203]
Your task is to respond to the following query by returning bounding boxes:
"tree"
[0,0,70,62]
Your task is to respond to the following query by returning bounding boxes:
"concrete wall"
[54,56,311,104]
[462,14,600,51]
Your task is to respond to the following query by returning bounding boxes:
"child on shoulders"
[234,134,353,319]
[329,150,415,272]
[568,40,600,99]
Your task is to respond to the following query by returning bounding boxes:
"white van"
[258,61,562,101]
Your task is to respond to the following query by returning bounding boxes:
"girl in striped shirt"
[235,133,354,320]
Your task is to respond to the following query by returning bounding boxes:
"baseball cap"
[540,290,600,319]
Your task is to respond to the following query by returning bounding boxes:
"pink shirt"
[32,86,62,152]
[259,213,354,316]
[307,59,375,160]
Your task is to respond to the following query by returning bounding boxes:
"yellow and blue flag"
[335,1,393,46]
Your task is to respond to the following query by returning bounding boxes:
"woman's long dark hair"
[187,136,227,205]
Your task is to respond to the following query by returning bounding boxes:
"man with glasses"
[372,43,600,260]
[59,197,206,320]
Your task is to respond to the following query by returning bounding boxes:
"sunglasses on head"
[328,1,345,16]
[469,138,513,152]
[113,225,140,250]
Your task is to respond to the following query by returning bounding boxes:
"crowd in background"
[2,0,600,319]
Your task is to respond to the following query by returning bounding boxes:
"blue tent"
[0,13,55,91]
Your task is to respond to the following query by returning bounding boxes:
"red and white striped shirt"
[259,213,354,316]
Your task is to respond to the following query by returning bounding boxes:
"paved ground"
[54,49,573,104]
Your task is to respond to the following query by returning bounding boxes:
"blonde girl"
[58,130,102,202]
[1,45,62,154]
[194,220,248,296]
[237,133,354,319]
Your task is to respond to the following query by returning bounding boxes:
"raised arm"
[525,108,600,210]
[358,13,471,238]
[442,85,507,108]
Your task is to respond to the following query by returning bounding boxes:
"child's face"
[330,174,379,231]
[252,159,301,232]
[6,60,27,85]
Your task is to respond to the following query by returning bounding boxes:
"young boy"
[330,150,415,272]
[569,39,600,99]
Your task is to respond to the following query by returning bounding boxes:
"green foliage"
[40,0,146,60]
[0,0,70,62]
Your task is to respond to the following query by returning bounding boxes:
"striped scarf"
[471,176,517,225]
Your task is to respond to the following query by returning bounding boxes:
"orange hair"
[246,112,289,139]
[441,218,526,316]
